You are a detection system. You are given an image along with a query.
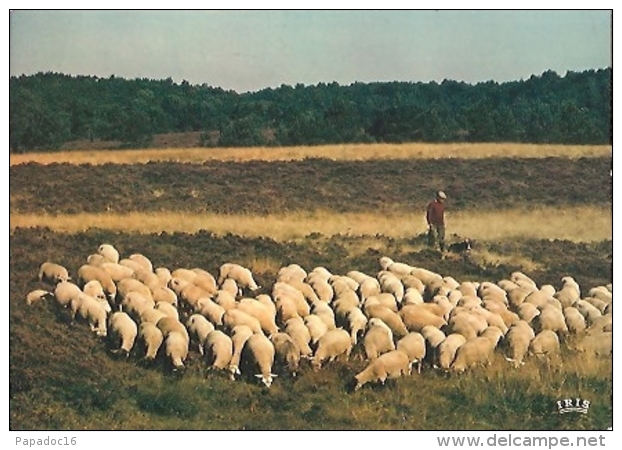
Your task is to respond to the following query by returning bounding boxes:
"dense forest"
[9,68,611,152]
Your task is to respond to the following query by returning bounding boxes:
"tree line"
[9,68,611,152]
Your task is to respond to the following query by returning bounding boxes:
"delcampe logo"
[556,398,591,414]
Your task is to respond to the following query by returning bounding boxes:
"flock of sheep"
[27,244,613,390]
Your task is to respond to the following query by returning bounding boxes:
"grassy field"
[9,143,613,431]
[9,142,612,165]
[9,205,613,242]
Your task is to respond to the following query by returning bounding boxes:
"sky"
[8,9,613,93]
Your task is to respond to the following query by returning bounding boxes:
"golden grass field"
[9,142,612,165]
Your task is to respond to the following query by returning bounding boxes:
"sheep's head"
[255,373,277,388]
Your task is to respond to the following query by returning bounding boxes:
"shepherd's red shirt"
[426,200,445,226]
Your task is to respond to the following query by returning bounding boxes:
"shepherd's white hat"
[437,190,447,199]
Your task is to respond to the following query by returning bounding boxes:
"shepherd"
[426,190,447,252]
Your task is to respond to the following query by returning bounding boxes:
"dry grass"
[9,142,611,166]
[10,205,612,242]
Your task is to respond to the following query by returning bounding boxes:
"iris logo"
[556,398,590,414]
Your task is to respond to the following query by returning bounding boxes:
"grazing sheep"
[450,332,498,373]
[364,293,399,313]
[241,333,277,387]
[155,267,173,287]
[311,300,337,330]
[353,349,411,391]
[151,286,178,307]
[76,265,117,303]
[273,282,310,318]
[377,271,404,303]
[563,307,587,334]
[554,277,581,308]
[588,286,612,304]
[156,316,190,344]
[121,292,156,321]
[284,317,314,357]
[507,287,532,309]
[128,253,153,273]
[218,263,260,292]
[346,307,368,345]
[53,281,82,308]
[97,244,120,264]
[421,325,446,366]
[223,309,263,335]
[437,333,467,371]
[583,297,609,314]
[164,331,189,370]
[133,268,161,291]
[284,279,321,305]
[275,295,301,324]
[402,288,424,306]
[573,300,603,325]
[237,297,279,335]
[398,303,447,332]
[119,258,144,272]
[503,320,535,367]
[529,330,560,357]
[185,314,215,355]
[204,330,233,371]
[396,332,426,373]
[191,268,218,295]
[445,312,488,341]
[365,303,409,337]
[220,278,240,298]
[108,312,138,357]
[363,318,396,360]
[517,302,541,324]
[87,253,108,267]
[168,277,210,310]
[510,272,538,290]
[138,322,164,360]
[270,332,301,376]
[25,289,53,306]
[82,280,108,305]
[311,328,352,371]
[379,256,415,276]
[569,331,612,356]
[304,314,329,345]
[194,297,226,326]
[100,262,134,283]
[155,302,180,320]
[38,262,70,285]
[117,278,153,305]
[212,290,238,312]
[70,293,108,337]
[585,314,612,334]
[228,325,255,379]
[307,278,334,304]
[139,307,168,325]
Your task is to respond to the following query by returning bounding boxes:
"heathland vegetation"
[9,141,612,430]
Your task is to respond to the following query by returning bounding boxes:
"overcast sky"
[9,10,613,93]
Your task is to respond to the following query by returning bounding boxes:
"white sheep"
[353,349,412,391]
[398,304,446,334]
[168,277,210,310]
[450,331,499,373]
[223,309,263,335]
[237,297,279,335]
[396,332,426,373]
[270,332,301,376]
[228,325,255,379]
[503,320,535,367]
[437,333,467,371]
[128,253,154,273]
[569,331,612,356]
[25,289,53,306]
[185,314,215,355]
[156,316,189,344]
[517,302,541,324]
[304,314,329,345]
[212,290,238,312]
[108,311,138,357]
[241,333,277,388]
[420,325,446,366]
[151,286,178,307]
[311,328,352,370]
[69,293,108,337]
[97,243,120,264]
[363,318,395,360]
[218,263,260,292]
[133,268,162,291]
[164,331,189,370]
[53,281,82,308]
[155,267,173,287]
[38,262,70,285]
[203,330,233,371]
[194,297,226,326]
[138,322,164,360]
[139,307,168,325]
[117,278,153,304]
[310,300,336,330]
[120,291,155,320]
[365,303,409,337]
[573,299,603,325]
[100,262,134,283]
[192,268,218,295]
[528,330,560,357]
[284,317,314,357]
[82,280,107,306]
[273,282,310,318]
[77,264,117,303]
[154,301,179,320]
[445,312,487,341]
[346,307,368,345]
[563,307,587,334]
